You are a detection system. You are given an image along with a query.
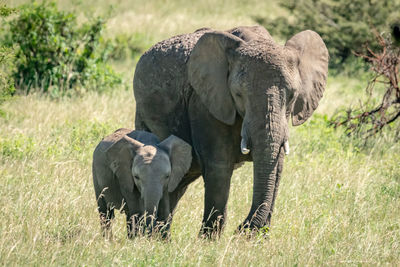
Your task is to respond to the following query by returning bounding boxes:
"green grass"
[1,0,400,265]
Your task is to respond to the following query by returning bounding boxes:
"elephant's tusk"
[284,140,289,155]
[241,138,250,154]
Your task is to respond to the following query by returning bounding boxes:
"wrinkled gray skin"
[92,128,192,238]
[133,25,329,237]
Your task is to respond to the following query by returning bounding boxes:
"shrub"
[4,1,121,95]
[103,33,149,61]
[0,46,16,107]
[0,3,15,17]
[0,4,16,108]
[0,134,36,159]
[255,0,400,69]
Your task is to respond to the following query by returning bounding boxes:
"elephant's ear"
[106,134,144,193]
[158,135,192,193]
[188,31,244,125]
[285,30,329,126]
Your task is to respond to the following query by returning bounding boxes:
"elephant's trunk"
[241,85,287,230]
[244,143,284,229]
[143,187,163,230]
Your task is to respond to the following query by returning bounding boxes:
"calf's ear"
[106,135,144,193]
[159,135,192,192]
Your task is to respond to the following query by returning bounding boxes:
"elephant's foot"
[102,228,113,240]
[199,226,221,240]
[152,220,171,240]
[126,215,139,239]
[128,215,171,240]
[199,214,225,240]
[101,224,113,240]
[235,223,270,238]
[236,212,272,238]
[99,211,114,240]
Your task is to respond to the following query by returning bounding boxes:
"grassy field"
[1,0,400,266]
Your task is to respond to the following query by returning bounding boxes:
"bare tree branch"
[331,26,400,138]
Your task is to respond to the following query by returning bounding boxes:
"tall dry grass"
[1,88,399,265]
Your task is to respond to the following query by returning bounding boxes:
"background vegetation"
[256,0,400,69]
[1,1,121,96]
[0,4,16,109]
[0,0,399,265]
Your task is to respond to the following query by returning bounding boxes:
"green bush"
[255,0,400,69]
[4,1,121,95]
[103,33,149,61]
[0,46,16,107]
[0,4,16,109]
[0,3,15,17]
[0,134,36,159]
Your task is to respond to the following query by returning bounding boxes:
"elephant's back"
[93,128,130,165]
[133,29,211,139]
[133,29,210,105]
[143,28,211,63]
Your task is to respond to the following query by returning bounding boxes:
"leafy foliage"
[4,1,121,95]
[103,33,149,61]
[0,46,16,107]
[0,3,16,16]
[255,0,400,68]
[0,4,16,109]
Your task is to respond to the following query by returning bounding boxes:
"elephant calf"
[92,128,192,238]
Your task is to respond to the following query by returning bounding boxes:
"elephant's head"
[188,26,328,229]
[105,131,192,228]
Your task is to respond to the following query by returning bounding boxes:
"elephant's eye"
[236,92,242,98]
[134,175,139,180]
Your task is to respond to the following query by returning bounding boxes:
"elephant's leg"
[97,197,114,239]
[152,172,201,239]
[94,177,115,239]
[188,95,239,238]
[125,190,142,238]
[201,162,234,238]
[126,213,140,238]
[266,145,285,227]
[155,194,171,239]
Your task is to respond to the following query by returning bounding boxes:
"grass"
[1,0,400,265]
[1,89,399,265]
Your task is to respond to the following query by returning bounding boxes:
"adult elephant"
[133,25,328,237]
